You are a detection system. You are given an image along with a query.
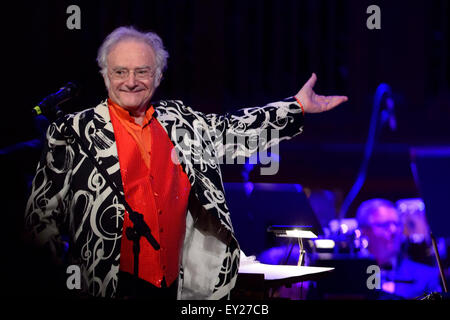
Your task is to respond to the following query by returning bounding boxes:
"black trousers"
[116,271,178,299]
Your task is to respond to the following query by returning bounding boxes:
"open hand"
[295,73,348,113]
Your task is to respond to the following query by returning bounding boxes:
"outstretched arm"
[295,73,348,113]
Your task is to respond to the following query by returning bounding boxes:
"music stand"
[267,225,318,267]
[410,146,449,294]
[224,182,323,256]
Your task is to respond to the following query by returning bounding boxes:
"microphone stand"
[338,83,393,220]
[59,119,160,293]
[430,232,448,294]
[417,233,449,300]
[33,93,160,297]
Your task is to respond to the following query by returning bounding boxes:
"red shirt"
[109,100,191,287]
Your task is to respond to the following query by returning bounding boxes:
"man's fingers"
[334,95,349,104]
[327,96,349,110]
[297,76,348,113]
[305,72,317,89]
[315,95,348,111]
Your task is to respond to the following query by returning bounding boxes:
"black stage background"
[0,0,449,301]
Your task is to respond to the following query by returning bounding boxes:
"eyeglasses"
[372,221,402,230]
[109,67,156,80]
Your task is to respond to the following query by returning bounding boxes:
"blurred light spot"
[362,238,369,249]
[314,239,335,249]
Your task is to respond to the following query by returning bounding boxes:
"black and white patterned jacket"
[25,98,304,299]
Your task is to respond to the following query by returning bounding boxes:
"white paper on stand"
[238,250,334,281]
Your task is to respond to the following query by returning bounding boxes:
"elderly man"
[25,26,347,299]
[357,199,441,299]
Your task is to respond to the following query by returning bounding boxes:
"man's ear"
[155,73,163,87]
[103,73,111,90]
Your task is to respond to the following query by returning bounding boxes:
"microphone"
[32,82,79,118]
[339,83,396,219]
[385,96,397,131]
[376,83,396,132]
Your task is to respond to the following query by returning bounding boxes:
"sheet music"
[239,250,334,281]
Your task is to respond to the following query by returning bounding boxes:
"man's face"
[364,206,403,266]
[106,40,159,114]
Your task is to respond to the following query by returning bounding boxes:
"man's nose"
[124,72,138,87]
[388,222,399,234]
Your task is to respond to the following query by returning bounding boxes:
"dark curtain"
[0,1,449,294]
[3,0,448,147]
[1,0,449,232]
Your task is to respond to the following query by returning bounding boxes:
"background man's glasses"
[110,67,155,80]
[372,221,402,230]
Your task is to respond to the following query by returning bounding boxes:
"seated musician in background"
[356,198,442,299]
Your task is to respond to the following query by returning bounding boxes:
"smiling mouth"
[121,89,144,93]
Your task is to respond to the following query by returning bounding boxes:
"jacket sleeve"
[24,118,74,264]
[193,97,304,159]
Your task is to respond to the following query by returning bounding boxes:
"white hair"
[96,26,169,88]
[356,198,397,229]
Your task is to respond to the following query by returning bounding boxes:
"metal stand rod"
[430,232,448,293]
[297,238,306,267]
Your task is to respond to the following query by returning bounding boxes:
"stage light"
[314,239,335,249]
[267,225,318,239]
[267,225,318,266]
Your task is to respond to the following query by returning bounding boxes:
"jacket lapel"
[152,100,193,185]
[89,100,125,197]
